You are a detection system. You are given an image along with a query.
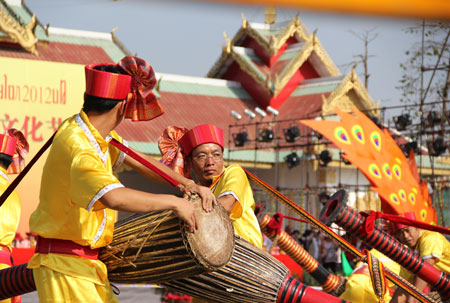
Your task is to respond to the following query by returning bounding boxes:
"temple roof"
[0,0,129,62]
[207,15,341,110]
[116,73,346,152]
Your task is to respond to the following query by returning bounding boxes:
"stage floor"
[21,284,164,303]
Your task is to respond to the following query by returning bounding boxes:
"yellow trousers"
[33,266,118,303]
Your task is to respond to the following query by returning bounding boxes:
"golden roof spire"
[265,5,276,25]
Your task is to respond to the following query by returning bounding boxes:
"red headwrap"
[390,211,417,233]
[0,129,29,174]
[85,56,164,121]
[179,124,224,156]
[158,124,224,176]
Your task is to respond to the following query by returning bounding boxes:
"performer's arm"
[123,148,216,211]
[406,258,435,303]
[390,288,407,303]
[390,258,435,303]
[217,194,237,214]
[101,187,198,233]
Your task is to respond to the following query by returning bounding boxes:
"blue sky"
[25,0,420,121]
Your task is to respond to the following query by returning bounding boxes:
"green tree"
[397,22,450,108]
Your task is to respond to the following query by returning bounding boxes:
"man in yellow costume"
[390,212,450,303]
[340,248,401,303]
[28,56,215,303]
[0,129,29,303]
[159,124,263,248]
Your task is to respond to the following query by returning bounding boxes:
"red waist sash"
[35,236,100,260]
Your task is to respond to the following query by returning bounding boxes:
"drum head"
[184,195,234,271]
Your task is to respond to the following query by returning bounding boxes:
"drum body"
[99,196,234,284]
[163,237,290,303]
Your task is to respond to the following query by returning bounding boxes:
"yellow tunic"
[28,111,126,302]
[0,167,21,303]
[212,165,263,248]
[400,230,450,283]
[340,249,401,303]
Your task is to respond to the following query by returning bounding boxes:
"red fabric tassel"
[360,210,450,235]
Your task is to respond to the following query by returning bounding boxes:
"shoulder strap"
[0,133,55,208]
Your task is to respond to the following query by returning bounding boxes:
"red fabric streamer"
[266,212,310,235]
[158,126,190,178]
[282,214,310,224]
[6,129,29,174]
[267,213,284,235]
[361,210,450,236]
[117,56,164,121]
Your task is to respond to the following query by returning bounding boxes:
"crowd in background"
[262,224,343,274]
[11,232,37,248]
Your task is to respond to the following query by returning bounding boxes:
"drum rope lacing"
[101,211,173,269]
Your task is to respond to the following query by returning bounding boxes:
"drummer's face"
[190,143,224,186]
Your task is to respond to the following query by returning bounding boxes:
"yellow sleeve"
[420,231,444,261]
[109,130,126,172]
[70,151,122,211]
[216,165,250,221]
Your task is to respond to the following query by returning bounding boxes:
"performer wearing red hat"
[159,124,263,249]
[390,212,450,303]
[28,57,215,303]
[0,129,29,303]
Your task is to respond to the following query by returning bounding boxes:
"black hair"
[82,64,127,114]
[0,153,12,170]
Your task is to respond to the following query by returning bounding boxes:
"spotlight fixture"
[369,115,382,129]
[402,141,419,157]
[257,128,274,142]
[394,113,412,131]
[311,130,323,140]
[244,109,256,120]
[427,111,441,127]
[233,131,248,147]
[230,110,242,121]
[319,150,332,167]
[254,107,267,118]
[284,152,300,169]
[318,192,330,204]
[427,137,447,156]
[266,106,279,117]
[284,126,300,143]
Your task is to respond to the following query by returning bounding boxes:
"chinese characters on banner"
[0,57,85,233]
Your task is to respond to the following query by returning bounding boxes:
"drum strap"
[208,172,223,192]
[110,138,180,187]
[0,133,55,209]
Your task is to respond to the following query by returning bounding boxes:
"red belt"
[0,246,12,266]
[35,236,100,260]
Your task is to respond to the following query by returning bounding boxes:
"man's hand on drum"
[173,197,198,233]
[182,182,217,213]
